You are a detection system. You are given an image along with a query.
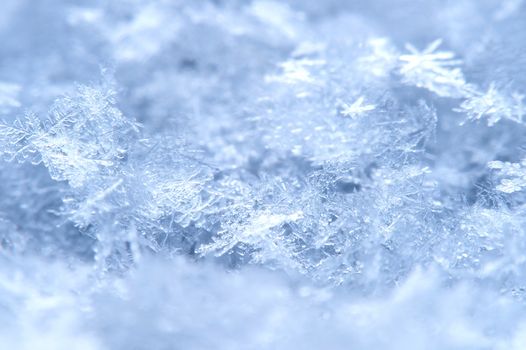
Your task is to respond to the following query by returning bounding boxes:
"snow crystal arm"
[0,114,42,163]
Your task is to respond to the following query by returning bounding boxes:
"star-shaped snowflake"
[340,96,376,118]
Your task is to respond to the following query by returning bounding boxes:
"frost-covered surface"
[1,0,526,349]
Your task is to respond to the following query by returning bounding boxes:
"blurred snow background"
[0,0,525,349]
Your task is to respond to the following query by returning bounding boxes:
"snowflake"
[358,37,398,78]
[68,178,124,228]
[198,209,305,268]
[457,84,525,126]
[399,39,467,98]
[340,96,376,118]
[0,82,139,188]
[265,58,325,85]
[488,159,526,193]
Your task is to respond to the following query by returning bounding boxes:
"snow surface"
[0,0,526,349]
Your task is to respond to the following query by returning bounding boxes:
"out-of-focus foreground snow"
[0,0,526,349]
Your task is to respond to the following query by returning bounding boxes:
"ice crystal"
[266,58,326,85]
[0,82,138,188]
[340,96,376,119]
[457,84,525,126]
[398,39,468,98]
[488,159,526,193]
